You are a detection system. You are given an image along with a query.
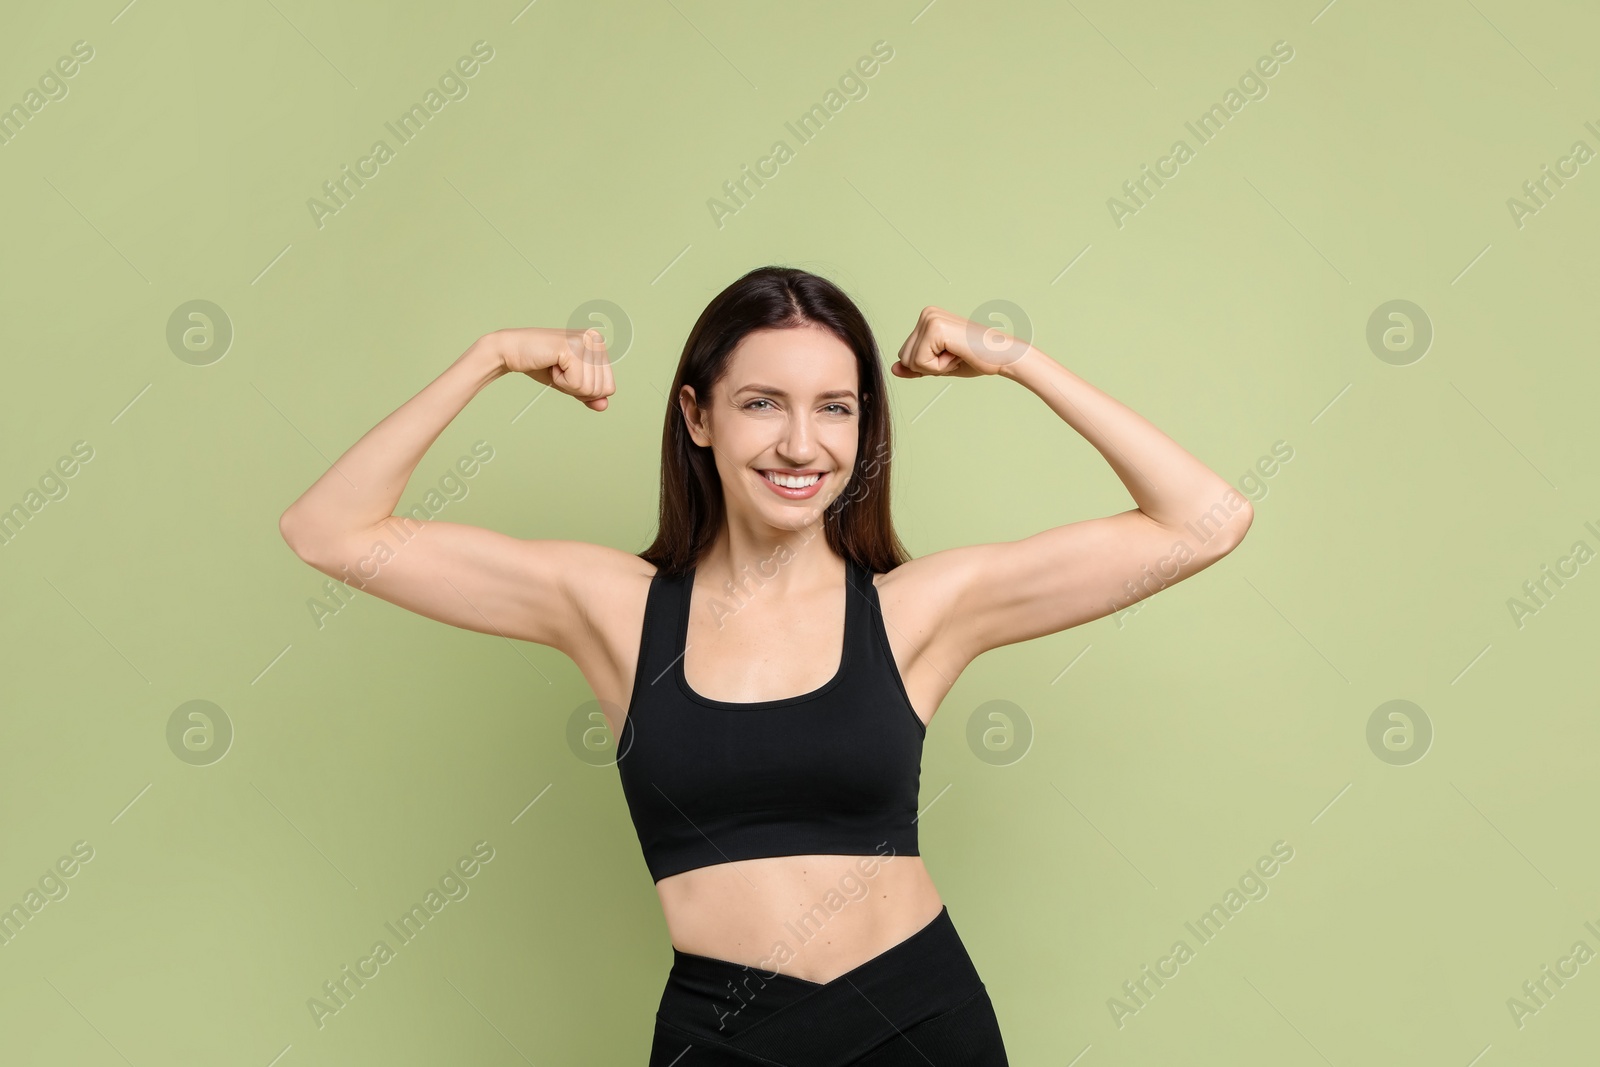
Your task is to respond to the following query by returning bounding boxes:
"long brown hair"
[637,265,909,577]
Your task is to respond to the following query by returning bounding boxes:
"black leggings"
[648,905,1010,1065]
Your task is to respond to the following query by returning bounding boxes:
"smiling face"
[681,323,861,533]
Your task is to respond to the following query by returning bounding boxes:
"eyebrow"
[734,384,858,401]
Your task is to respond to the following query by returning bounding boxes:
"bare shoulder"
[869,549,988,723]
[550,542,659,708]
[870,549,975,637]
[553,540,659,594]
[554,541,658,649]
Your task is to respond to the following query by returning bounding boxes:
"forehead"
[723,325,858,393]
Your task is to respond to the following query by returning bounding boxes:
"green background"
[3,0,1598,1062]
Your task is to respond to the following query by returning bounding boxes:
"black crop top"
[614,556,926,883]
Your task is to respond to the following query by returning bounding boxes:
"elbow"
[281,509,370,573]
[1222,501,1254,553]
[1179,486,1254,559]
[279,506,327,564]
[1188,498,1253,561]
[278,507,299,550]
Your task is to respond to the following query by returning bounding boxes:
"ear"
[679,385,711,447]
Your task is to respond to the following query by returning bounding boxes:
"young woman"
[279,266,1253,1063]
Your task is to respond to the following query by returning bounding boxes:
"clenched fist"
[892,306,1032,379]
[487,326,616,411]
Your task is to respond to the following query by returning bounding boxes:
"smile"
[759,469,826,499]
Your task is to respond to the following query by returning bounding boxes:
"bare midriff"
[653,852,945,985]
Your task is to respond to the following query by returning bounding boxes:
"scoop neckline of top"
[674,558,858,711]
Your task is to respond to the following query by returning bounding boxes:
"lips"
[758,469,826,500]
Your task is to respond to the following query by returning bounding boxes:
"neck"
[698,520,842,601]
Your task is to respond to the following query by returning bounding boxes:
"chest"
[681,595,847,705]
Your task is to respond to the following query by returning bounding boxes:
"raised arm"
[885,307,1254,662]
[277,328,629,652]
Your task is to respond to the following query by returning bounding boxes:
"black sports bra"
[614,556,926,884]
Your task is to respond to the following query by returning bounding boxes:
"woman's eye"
[744,399,851,414]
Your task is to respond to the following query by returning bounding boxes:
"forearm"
[998,346,1246,537]
[280,335,507,552]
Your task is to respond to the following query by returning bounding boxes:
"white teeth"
[763,471,821,489]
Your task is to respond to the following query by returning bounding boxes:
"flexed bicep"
[291,521,632,654]
[925,506,1250,659]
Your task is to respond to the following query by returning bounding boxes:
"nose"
[776,410,818,466]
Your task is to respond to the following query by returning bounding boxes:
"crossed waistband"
[655,905,987,1061]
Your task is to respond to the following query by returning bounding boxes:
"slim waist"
[657,905,985,1042]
